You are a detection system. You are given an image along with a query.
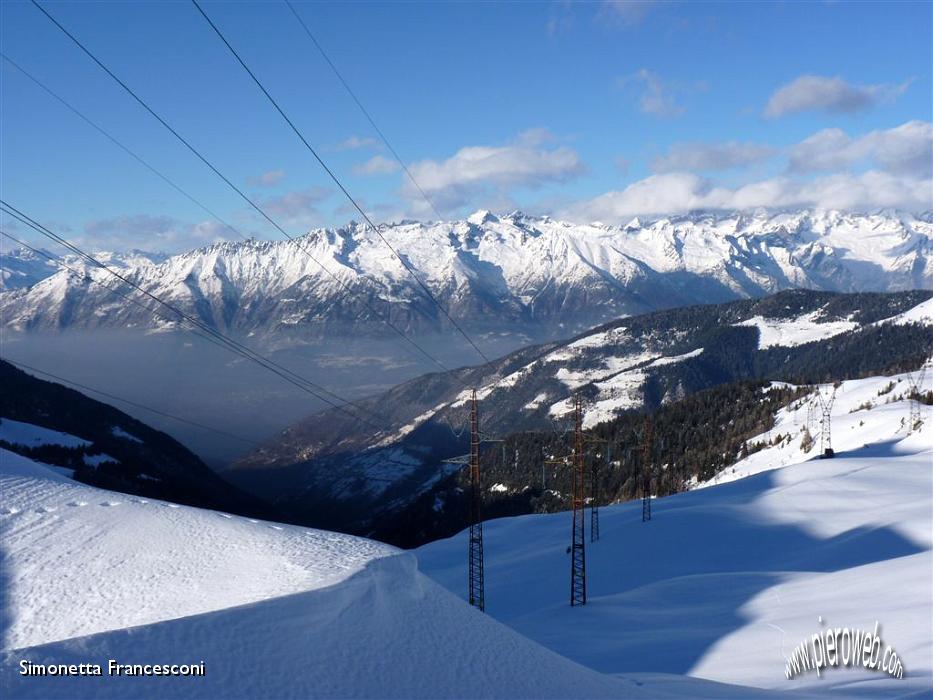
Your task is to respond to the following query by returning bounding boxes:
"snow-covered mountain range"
[0,247,59,291]
[0,247,165,291]
[2,209,930,337]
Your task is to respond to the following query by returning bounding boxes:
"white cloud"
[788,120,932,177]
[618,69,687,118]
[259,186,332,224]
[187,220,240,247]
[563,170,933,223]
[764,75,910,118]
[81,215,235,253]
[353,155,400,176]
[652,141,776,172]
[333,135,379,151]
[246,169,286,187]
[572,120,933,222]
[404,132,584,212]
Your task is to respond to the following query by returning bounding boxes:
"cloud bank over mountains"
[399,129,584,213]
[384,120,931,224]
[564,119,932,222]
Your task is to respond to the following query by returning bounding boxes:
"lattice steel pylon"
[641,416,653,522]
[467,389,485,611]
[906,362,929,432]
[817,385,837,459]
[570,394,587,606]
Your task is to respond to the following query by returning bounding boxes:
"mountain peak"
[467,210,499,226]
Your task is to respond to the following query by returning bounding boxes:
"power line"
[190,0,492,366]
[0,201,386,430]
[283,0,447,225]
[29,0,457,378]
[3,357,263,447]
[0,52,244,242]
[0,50,297,371]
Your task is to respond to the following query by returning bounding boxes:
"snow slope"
[702,370,932,488]
[417,375,933,698]
[879,295,933,326]
[737,312,858,348]
[0,448,395,651]
[0,418,91,450]
[0,449,796,699]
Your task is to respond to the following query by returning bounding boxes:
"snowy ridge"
[477,296,932,429]
[0,449,395,650]
[0,247,164,292]
[418,373,933,697]
[874,295,933,326]
[2,208,930,334]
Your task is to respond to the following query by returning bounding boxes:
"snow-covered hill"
[700,370,931,488]
[417,372,933,697]
[1,449,804,699]
[2,209,929,336]
[1,373,928,698]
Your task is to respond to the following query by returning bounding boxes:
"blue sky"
[1,0,931,252]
